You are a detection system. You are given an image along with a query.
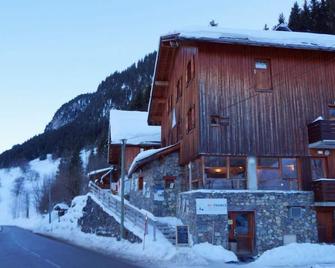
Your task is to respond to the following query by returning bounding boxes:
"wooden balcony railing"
[308,120,335,144]
[312,179,335,202]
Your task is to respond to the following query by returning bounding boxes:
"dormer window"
[254,59,272,91]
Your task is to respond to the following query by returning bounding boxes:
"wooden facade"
[108,144,159,175]
[151,41,335,162]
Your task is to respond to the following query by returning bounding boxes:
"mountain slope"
[0,51,156,168]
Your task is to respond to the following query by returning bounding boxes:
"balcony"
[312,179,335,202]
[308,120,335,148]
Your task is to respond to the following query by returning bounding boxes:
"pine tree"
[278,13,286,24]
[300,0,312,31]
[288,2,303,31]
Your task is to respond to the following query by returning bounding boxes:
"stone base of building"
[178,190,318,255]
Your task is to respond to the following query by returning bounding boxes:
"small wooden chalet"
[128,27,335,255]
[108,110,161,190]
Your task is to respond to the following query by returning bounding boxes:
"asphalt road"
[0,226,142,268]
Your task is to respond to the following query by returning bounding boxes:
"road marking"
[45,258,61,268]
[14,240,61,268]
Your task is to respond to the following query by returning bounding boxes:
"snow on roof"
[109,110,161,145]
[128,144,179,175]
[128,147,167,175]
[164,26,335,52]
[87,167,113,177]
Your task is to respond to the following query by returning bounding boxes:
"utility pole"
[48,179,52,224]
[120,139,127,240]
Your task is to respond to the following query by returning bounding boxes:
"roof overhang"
[128,143,180,176]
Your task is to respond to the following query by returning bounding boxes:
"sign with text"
[196,198,227,215]
[176,225,189,246]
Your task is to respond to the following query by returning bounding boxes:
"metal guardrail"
[88,181,157,241]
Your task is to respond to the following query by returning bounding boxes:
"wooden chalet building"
[127,27,335,256]
[107,110,161,192]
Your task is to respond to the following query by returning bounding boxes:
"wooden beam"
[155,81,169,87]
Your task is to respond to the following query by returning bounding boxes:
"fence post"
[153,221,157,242]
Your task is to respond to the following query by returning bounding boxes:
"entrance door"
[228,211,255,255]
[316,208,335,243]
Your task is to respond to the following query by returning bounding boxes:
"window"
[204,157,247,189]
[230,158,247,179]
[282,158,298,178]
[257,157,281,190]
[167,95,173,113]
[257,157,279,168]
[187,105,195,133]
[210,115,229,127]
[138,176,144,191]
[289,207,303,219]
[164,176,176,189]
[257,157,299,190]
[311,158,326,180]
[254,59,272,91]
[329,104,335,119]
[171,108,176,128]
[186,56,195,85]
[176,78,182,101]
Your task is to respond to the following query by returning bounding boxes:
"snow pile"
[34,193,237,267]
[254,243,335,267]
[193,242,238,263]
[109,110,161,145]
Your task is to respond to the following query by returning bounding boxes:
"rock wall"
[78,196,142,243]
[129,152,185,216]
[178,190,318,254]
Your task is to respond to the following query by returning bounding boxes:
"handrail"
[88,181,157,241]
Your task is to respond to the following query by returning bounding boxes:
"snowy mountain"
[45,93,92,131]
[0,51,156,168]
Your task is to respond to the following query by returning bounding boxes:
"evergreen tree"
[289,2,303,31]
[283,0,335,34]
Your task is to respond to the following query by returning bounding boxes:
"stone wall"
[178,190,318,254]
[78,196,142,243]
[129,152,185,217]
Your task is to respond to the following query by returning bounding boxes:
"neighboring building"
[108,110,161,192]
[88,110,160,192]
[128,27,335,256]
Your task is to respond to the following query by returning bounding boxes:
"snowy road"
[0,226,141,268]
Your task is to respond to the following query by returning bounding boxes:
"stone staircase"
[156,222,176,245]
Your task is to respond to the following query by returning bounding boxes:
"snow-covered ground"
[18,193,335,268]
[0,154,60,225]
[1,155,335,268]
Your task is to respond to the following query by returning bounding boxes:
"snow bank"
[254,243,335,267]
[33,193,237,267]
[193,242,238,263]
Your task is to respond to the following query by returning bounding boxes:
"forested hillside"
[0,52,156,168]
[281,0,335,34]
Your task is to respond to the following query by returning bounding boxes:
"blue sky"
[0,0,302,154]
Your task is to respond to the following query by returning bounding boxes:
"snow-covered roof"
[128,144,179,175]
[87,167,113,177]
[109,110,161,145]
[163,27,335,52]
